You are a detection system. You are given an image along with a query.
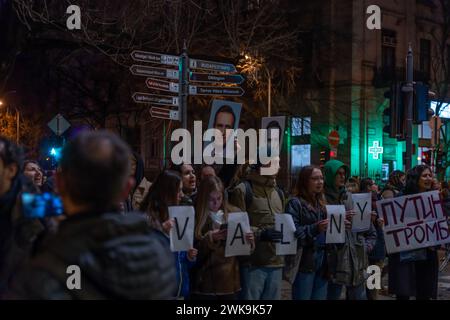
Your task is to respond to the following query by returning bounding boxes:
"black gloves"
[260,228,283,242]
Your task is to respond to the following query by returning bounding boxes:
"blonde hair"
[194,176,228,240]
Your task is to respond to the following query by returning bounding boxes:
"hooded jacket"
[8,211,176,299]
[323,160,377,287]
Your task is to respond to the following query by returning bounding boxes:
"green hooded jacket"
[322,160,376,288]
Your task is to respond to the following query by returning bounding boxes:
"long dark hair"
[294,165,325,207]
[140,170,181,222]
[405,165,432,195]
[388,170,405,190]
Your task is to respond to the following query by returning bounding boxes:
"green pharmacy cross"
[369,141,384,160]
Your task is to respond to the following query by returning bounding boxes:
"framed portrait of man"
[261,116,285,149]
[207,100,242,147]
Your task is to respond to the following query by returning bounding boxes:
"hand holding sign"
[326,205,346,244]
[275,214,297,255]
[168,206,195,252]
[162,218,175,233]
[317,219,329,233]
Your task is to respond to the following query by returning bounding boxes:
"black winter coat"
[8,211,176,299]
[285,197,327,273]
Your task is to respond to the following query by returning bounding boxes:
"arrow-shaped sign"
[150,106,180,121]
[190,59,237,73]
[189,72,244,85]
[132,92,179,106]
[129,65,179,80]
[131,50,179,66]
[146,78,179,93]
[189,85,244,96]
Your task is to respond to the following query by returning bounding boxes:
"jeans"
[327,282,367,300]
[292,250,328,300]
[240,267,282,300]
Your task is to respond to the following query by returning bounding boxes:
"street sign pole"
[403,44,414,171]
[180,41,189,130]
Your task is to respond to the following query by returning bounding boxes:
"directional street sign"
[131,50,179,66]
[146,78,179,93]
[189,85,244,96]
[189,72,244,85]
[129,65,178,80]
[150,106,180,121]
[189,59,237,73]
[48,114,71,136]
[132,92,179,106]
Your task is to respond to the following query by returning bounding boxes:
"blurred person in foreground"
[8,131,176,299]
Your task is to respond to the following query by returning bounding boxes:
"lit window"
[291,144,311,170]
[291,117,311,136]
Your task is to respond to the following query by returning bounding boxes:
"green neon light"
[369,141,383,160]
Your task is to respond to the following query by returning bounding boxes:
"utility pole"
[403,44,414,171]
[179,40,189,129]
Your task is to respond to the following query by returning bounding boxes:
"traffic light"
[421,150,431,166]
[320,149,330,167]
[383,82,405,140]
[413,82,434,124]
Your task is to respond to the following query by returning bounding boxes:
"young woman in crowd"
[285,165,329,300]
[171,163,197,205]
[23,160,44,191]
[190,176,254,300]
[140,170,198,299]
[387,165,438,300]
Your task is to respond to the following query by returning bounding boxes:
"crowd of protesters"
[1,130,450,300]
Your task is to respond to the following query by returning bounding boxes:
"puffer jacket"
[228,172,284,268]
[190,206,241,296]
[8,211,176,299]
[323,160,377,287]
[285,197,327,273]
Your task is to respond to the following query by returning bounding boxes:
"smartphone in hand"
[22,192,64,219]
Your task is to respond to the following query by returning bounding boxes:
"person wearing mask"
[387,165,438,300]
[0,137,44,297]
[140,170,198,299]
[8,131,176,299]
[360,178,385,300]
[228,156,284,300]
[191,176,254,300]
[171,163,197,206]
[22,160,44,191]
[323,160,376,300]
[285,166,328,300]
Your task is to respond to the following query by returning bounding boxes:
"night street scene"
[1,0,450,307]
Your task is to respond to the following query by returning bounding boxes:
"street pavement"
[281,248,450,300]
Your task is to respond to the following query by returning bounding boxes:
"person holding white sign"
[323,160,377,300]
[285,166,328,300]
[190,176,254,300]
[386,165,439,300]
[140,170,198,299]
[228,160,285,300]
